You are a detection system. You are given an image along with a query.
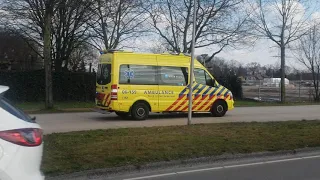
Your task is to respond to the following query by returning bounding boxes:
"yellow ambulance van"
[95,50,234,120]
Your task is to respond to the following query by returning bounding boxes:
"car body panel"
[0,86,44,180]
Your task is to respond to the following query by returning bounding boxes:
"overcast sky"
[132,0,320,70]
[196,0,320,69]
[197,39,280,66]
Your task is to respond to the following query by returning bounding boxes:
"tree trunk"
[280,45,286,103]
[44,4,53,109]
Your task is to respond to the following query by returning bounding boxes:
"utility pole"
[44,0,54,109]
[299,72,302,102]
[188,0,197,125]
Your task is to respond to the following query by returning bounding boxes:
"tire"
[131,102,149,120]
[115,111,129,119]
[210,100,227,117]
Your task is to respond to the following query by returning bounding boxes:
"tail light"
[111,84,118,100]
[0,128,43,147]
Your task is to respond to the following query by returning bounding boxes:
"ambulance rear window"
[97,64,111,85]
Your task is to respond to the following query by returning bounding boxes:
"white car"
[0,86,44,180]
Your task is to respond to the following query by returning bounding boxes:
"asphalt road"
[48,150,320,180]
[34,105,320,134]
[123,154,320,180]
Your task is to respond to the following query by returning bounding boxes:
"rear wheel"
[115,111,129,119]
[210,100,227,117]
[131,102,149,120]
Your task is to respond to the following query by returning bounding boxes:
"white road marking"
[224,161,265,168]
[123,173,176,180]
[177,167,224,174]
[264,157,302,164]
[123,154,320,180]
[301,155,320,159]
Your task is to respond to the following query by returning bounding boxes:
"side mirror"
[31,116,36,121]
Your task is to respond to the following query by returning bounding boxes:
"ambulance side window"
[194,69,216,87]
[119,64,157,85]
[159,66,188,86]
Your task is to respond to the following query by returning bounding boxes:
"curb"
[46,147,320,180]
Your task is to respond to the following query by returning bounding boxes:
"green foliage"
[217,74,243,99]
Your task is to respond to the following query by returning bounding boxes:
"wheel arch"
[211,99,228,111]
[130,99,152,113]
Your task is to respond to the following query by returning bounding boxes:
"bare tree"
[68,44,98,72]
[3,0,95,71]
[294,24,320,101]
[3,0,94,107]
[145,0,252,60]
[5,0,57,108]
[246,62,262,76]
[52,0,94,71]
[89,0,148,50]
[248,0,311,103]
[148,39,170,53]
[0,28,41,71]
[2,0,46,58]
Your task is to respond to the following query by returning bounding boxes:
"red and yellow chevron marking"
[106,97,112,107]
[198,86,226,111]
[204,95,221,111]
[173,95,190,111]
[198,95,216,111]
[103,94,110,106]
[180,94,201,111]
[173,84,205,111]
[202,88,229,111]
[193,95,210,111]
[224,94,230,101]
[181,102,190,111]
[170,83,198,111]
[164,84,233,112]
[194,87,217,111]
[166,94,186,111]
[190,85,211,110]
[192,94,206,110]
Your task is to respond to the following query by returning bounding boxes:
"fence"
[242,80,316,102]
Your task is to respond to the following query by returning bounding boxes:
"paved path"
[34,105,320,134]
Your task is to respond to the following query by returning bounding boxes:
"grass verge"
[43,120,320,176]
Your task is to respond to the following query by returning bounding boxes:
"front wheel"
[210,101,227,117]
[131,102,149,120]
[115,111,129,119]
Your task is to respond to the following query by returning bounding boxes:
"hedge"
[0,70,96,102]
